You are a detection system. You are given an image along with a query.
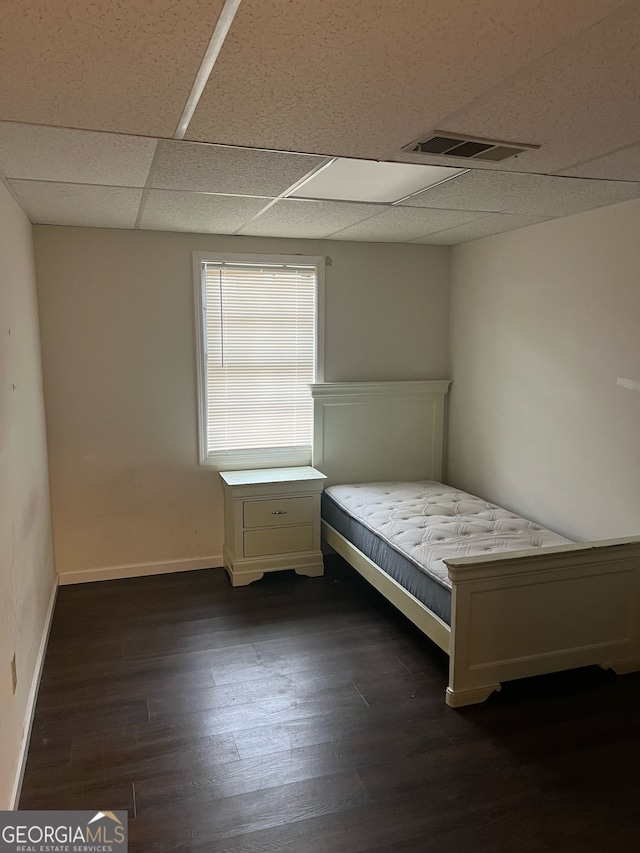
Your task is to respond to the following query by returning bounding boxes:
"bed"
[310,380,640,707]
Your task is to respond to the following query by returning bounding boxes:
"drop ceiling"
[2,0,640,245]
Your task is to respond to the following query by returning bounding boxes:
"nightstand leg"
[226,567,265,587]
[295,564,324,578]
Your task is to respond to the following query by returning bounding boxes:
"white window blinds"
[200,259,319,464]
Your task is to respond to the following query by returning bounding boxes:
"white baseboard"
[57,555,224,585]
[11,577,59,810]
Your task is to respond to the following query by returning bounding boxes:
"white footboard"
[445,537,640,707]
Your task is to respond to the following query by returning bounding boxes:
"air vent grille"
[404,132,537,162]
[415,135,465,155]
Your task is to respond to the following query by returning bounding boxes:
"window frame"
[193,251,325,469]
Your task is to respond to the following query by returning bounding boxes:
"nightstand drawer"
[244,525,314,557]
[243,496,314,529]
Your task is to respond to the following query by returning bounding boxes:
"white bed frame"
[311,381,640,707]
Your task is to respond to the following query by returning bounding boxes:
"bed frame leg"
[445,683,501,708]
[600,659,640,676]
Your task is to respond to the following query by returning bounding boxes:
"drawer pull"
[271,510,288,515]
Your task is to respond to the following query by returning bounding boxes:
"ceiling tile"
[557,144,640,181]
[238,199,381,239]
[10,181,142,228]
[0,0,226,137]
[401,169,640,216]
[433,3,640,174]
[0,123,157,186]
[187,0,625,157]
[503,176,640,217]
[329,206,484,242]
[414,213,553,245]
[152,142,326,197]
[140,191,269,234]
[400,170,512,211]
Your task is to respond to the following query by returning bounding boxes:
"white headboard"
[310,380,451,486]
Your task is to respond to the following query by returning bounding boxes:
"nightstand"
[219,466,327,587]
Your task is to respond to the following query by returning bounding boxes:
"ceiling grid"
[134,140,167,230]
[1,0,639,243]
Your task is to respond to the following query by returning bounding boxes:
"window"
[194,252,324,468]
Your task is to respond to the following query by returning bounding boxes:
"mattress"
[322,481,572,625]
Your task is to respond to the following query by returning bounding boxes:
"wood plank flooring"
[20,560,640,852]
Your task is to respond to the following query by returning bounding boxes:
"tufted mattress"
[322,481,571,626]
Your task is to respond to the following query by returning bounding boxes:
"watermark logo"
[0,810,128,852]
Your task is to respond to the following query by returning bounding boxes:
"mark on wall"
[617,378,640,393]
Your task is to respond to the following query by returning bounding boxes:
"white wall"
[0,183,56,807]
[34,227,450,579]
[448,197,640,541]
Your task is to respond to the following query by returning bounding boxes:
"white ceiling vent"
[402,133,539,162]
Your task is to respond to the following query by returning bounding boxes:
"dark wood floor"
[20,560,640,852]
